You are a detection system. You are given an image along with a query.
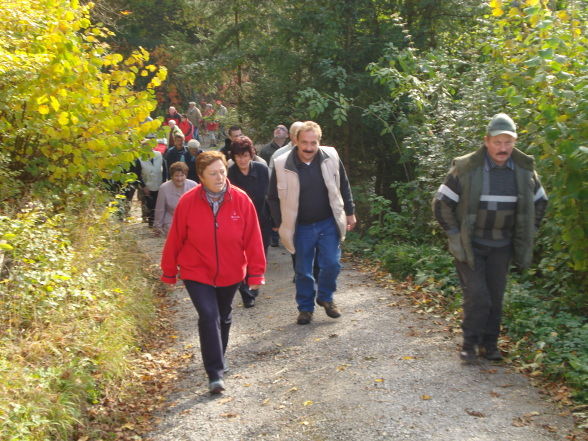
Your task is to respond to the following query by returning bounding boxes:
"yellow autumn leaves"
[2,0,167,185]
[490,0,545,17]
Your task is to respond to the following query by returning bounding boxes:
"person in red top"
[177,114,194,142]
[160,151,266,394]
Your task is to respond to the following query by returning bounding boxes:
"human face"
[171,171,186,188]
[169,106,176,115]
[274,127,287,140]
[199,159,227,193]
[296,129,320,163]
[484,133,515,166]
[229,129,243,142]
[174,136,184,149]
[235,152,252,173]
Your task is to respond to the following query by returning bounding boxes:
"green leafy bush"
[504,282,588,402]
[0,197,157,440]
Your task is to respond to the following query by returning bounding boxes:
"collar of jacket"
[196,179,235,203]
[458,146,534,174]
[238,161,261,178]
[284,146,334,173]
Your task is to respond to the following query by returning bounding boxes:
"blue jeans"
[294,217,341,312]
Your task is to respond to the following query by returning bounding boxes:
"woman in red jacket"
[160,151,266,394]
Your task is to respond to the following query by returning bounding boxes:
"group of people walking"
[133,109,547,397]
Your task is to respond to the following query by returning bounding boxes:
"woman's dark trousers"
[184,280,239,381]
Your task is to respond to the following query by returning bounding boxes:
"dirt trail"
[129,219,575,441]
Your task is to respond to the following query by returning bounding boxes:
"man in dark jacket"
[164,132,190,168]
[258,124,288,164]
[432,113,548,363]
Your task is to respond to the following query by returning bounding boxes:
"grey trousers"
[455,243,512,348]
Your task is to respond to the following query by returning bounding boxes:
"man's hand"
[142,187,150,196]
[448,234,466,262]
[346,214,357,231]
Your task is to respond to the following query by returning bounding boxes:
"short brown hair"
[169,161,189,176]
[230,136,255,159]
[196,151,227,177]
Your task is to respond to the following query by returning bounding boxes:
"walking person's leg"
[455,244,493,362]
[183,280,227,389]
[315,217,342,318]
[481,245,512,359]
[215,283,239,356]
[294,223,319,323]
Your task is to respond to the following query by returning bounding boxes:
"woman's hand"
[249,284,260,290]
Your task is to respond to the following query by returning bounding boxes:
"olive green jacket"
[434,146,547,269]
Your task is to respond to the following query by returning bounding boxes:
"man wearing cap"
[259,124,289,164]
[433,113,548,363]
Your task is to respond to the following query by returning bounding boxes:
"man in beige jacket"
[268,121,356,325]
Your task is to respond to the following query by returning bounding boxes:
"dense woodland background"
[0,0,586,439]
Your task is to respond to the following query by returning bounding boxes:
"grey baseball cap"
[487,113,517,139]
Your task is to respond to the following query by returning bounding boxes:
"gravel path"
[132,222,575,441]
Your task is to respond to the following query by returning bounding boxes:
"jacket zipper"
[212,207,220,287]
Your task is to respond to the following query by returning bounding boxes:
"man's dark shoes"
[316,299,341,318]
[480,346,503,361]
[297,311,313,325]
[459,345,478,363]
[243,297,255,308]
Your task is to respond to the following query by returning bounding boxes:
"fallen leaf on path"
[402,356,415,360]
[220,412,239,418]
[512,411,540,427]
[512,417,530,427]
[465,409,486,417]
[421,395,432,400]
[303,400,313,406]
[300,421,309,425]
[481,368,497,374]
[337,364,349,371]
[218,397,234,405]
[288,387,298,392]
[374,378,385,383]
[541,424,557,433]
[329,333,338,338]
[243,383,252,387]
[490,391,501,397]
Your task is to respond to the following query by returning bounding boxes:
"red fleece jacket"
[160,182,266,286]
